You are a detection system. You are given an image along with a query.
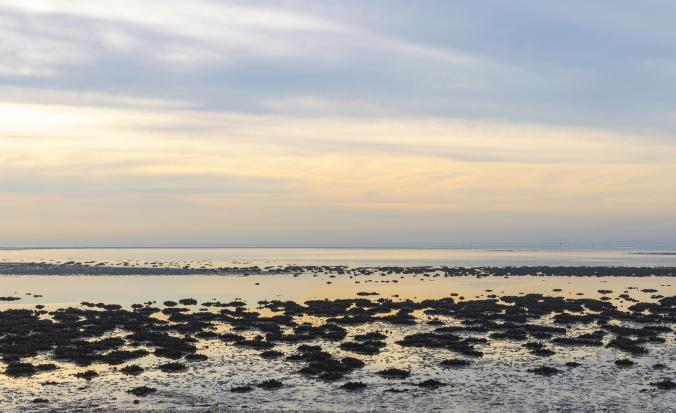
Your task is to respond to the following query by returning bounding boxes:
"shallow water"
[0,273,673,311]
[0,250,674,412]
[0,271,674,412]
[2,247,676,267]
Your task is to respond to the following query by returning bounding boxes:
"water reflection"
[0,274,672,311]
[2,247,676,267]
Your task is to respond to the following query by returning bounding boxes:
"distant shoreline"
[2,246,676,251]
[1,263,675,277]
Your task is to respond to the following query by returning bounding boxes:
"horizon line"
[2,243,676,251]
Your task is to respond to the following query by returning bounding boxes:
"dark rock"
[102,350,149,365]
[377,368,410,379]
[318,371,344,382]
[120,365,144,375]
[230,385,253,393]
[417,379,445,388]
[440,359,471,367]
[341,357,366,369]
[527,366,559,376]
[650,379,676,390]
[128,386,156,397]
[340,341,385,355]
[184,353,208,362]
[260,350,284,359]
[353,331,387,341]
[257,379,283,390]
[341,381,366,390]
[158,362,186,373]
[5,362,38,377]
[74,370,98,380]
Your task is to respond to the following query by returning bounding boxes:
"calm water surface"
[1,247,676,267]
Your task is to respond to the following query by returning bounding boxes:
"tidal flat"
[0,260,674,412]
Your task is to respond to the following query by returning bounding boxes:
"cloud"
[0,0,470,73]
[0,172,288,196]
[1,1,676,245]
[258,96,391,116]
[0,14,90,76]
[4,0,673,137]
[0,86,195,109]
[10,0,346,33]
[2,101,675,218]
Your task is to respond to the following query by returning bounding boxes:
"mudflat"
[0,265,674,412]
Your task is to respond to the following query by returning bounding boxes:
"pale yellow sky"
[2,101,676,246]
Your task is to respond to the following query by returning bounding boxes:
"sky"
[1,0,676,247]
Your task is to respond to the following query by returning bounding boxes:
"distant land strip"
[0,263,675,277]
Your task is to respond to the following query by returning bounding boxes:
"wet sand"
[0,265,674,412]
